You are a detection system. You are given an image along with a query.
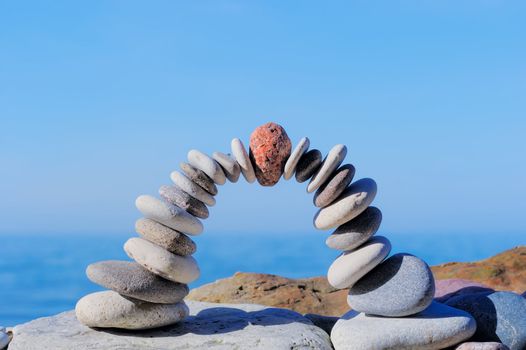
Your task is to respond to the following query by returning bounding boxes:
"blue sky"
[1,1,525,236]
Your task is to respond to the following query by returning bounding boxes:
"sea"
[0,232,523,326]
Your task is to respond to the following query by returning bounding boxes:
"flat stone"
[135,218,196,256]
[435,278,494,302]
[445,291,526,350]
[124,237,200,284]
[180,162,218,195]
[170,171,216,206]
[307,144,347,193]
[159,185,209,219]
[331,301,476,350]
[212,151,240,183]
[295,149,323,183]
[86,260,189,304]
[283,137,309,180]
[0,331,9,349]
[75,291,188,330]
[327,236,391,289]
[313,164,355,207]
[314,178,377,230]
[135,195,203,235]
[11,301,332,350]
[187,149,226,185]
[456,342,510,350]
[348,253,435,317]
[326,206,382,251]
[249,122,292,186]
[231,138,256,183]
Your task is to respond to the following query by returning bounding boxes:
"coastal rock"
[249,122,292,186]
[180,162,218,195]
[212,151,240,183]
[283,137,309,180]
[135,218,196,256]
[307,144,347,193]
[170,171,216,206]
[187,149,226,185]
[159,185,209,219]
[435,278,494,302]
[295,149,323,183]
[313,164,355,207]
[231,138,256,183]
[331,301,476,350]
[455,342,510,350]
[0,331,9,350]
[326,206,382,251]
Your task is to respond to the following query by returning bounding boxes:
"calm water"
[0,232,523,326]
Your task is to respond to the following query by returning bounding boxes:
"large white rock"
[231,138,256,183]
[10,301,332,350]
[307,144,347,193]
[188,149,226,185]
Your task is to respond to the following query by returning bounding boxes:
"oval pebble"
[307,144,347,193]
[135,218,196,256]
[187,149,226,185]
[283,137,309,180]
[456,342,510,350]
[231,138,256,183]
[313,164,355,207]
[180,162,218,196]
[326,207,382,251]
[170,171,216,206]
[295,149,323,183]
[159,185,209,219]
[212,151,240,183]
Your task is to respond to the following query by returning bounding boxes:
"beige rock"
[231,138,256,183]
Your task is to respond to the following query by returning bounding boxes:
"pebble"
[313,164,355,207]
[326,206,382,251]
[212,151,240,183]
[124,237,200,284]
[135,195,203,235]
[0,331,9,350]
[348,253,435,317]
[445,291,526,350]
[159,185,209,219]
[231,138,256,183]
[180,162,218,195]
[295,149,323,183]
[87,260,189,304]
[313,178,377,230]
[456,342,510,350]
[170,171,216,206]
[75,291,189,330]
[283,137,309,180]
[307,144,347,193]
[135,218,196,256]
[331,301,476,350]
[435,278,494,302]
[187,149,226,185]
[327,236,391,289]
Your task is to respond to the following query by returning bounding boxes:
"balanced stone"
[348,253,435,317]
[307,144,347,193]
[75,291,189,330]
[435,278,494,303]
[159,185,209,219]
[326,206,382,251]
[314,178,377,230]
[135,218,196,256]
[212,151,240,183]
[456,343,510,350]
[295,149,323,183]
[313,164,355,207]
[327,236,391,289]
[249,122,292,186]
[87,261,189,304]
[231,138,256,183]
[124,237,200,284]
[135,195,203,235]
[331,301,476,350]
[187,149,226,185]
[170,171,216,206]
[283,137,309,180]
[180,162,218,195]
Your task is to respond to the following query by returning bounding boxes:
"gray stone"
[135,218,196,256]
[231,138,256,183]
[304,313,338,335]
[180,162,218,195]
[456,342,510,350]
[348,253,435,317]
[11,301,332,350]
[0,331,9,350]
[331,301,476,350]
[212,151,240,183]
[326,207,382,251]
[313,164,355,207]
[307,144,347,193]
[295,149,322,183]
[170,171,216,206]
[283,137,309,180]
[86,260,189,304]
[159,185,209,219]
[188,149,226,185]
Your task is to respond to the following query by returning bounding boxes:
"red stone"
[249,122,292,186]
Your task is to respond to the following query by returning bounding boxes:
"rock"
[304,313,338,335]
[75,291,188,330]
[283,137,309,180]
[313,164,355,207]
[135,218,196,256]
[231,137,256,183]
[307,144,347,193]
[249,122,292,186]
[86,260,189,304]
[331,301,476,350]
[455,342,510,350]
[11,301,332,350]
[159,185,209,219]
[445,291,526,350]
[180,162,218,195]
[135,195,204,235]
[327,236,391,289]
[170,171,216,206]
[124,237,200,284]
[313,178,377,230]
[348,253,435,317]
[435,278,494,302]
[187,149,226,185]
[326,206,382,251]
[0,331,9,350]
[295,149,323,183]
[212,151,240,183]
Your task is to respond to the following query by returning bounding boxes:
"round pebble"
[326,207,382,251]
[159,185,209,219]
[283,137,309,180]
[307,144,347,193]
[135,218,196,256]
[231,138,256,183]
[212,151,240,183]
[456,342,510,350]
[170,171,216,206]
[187,149,226,185]
[295,149,322,183]
[180,162,218,195]
[313,164,355,208]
